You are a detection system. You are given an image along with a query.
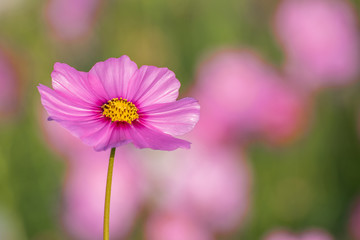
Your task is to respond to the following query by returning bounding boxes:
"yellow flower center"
[101,98,139,124]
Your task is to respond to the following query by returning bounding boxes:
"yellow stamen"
[101,98,139,124]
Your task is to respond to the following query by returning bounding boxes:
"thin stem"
[104,147,116,240]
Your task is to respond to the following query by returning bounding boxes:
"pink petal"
[126,122,191,150]
[88,56,138,99]
[52,62,104,105]
[140,98,200,136]
[38,84,98,121]
[129,65,180,107]
[90,123,131,151]
[57,120,131,152]
[39,84,122,151]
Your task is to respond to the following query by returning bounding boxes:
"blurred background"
[0,0,360,239]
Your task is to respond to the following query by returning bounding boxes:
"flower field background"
[0,0,360,239]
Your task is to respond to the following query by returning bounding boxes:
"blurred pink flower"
[193,49,307,145]
[143,142,252,233]
[63,147,145,240]
[0,48,19,118]
[264,229,333,240]
[349,196,360,240]
[274,0,359,89]
[256,81,307,144]
[145,211,214,240]
[45,0,103,41]
[38,56,200,151]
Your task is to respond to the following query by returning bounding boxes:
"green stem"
[103,148,116,240]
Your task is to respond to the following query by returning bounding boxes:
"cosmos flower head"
[38,55,200,151]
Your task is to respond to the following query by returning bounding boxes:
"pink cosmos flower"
[63,147,145,240]
[145,210,214,240]
[274,0,359,89]
[263,229,333,240]
[193,49,307,145]
[38,55,200,151]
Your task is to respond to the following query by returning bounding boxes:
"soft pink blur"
[146,211,214,240]
[193,49,307,145]
[63,148,145,240]
[45,0,103,41]
[349,196,360,240]
[274,0,359,89]
[264,229,333,240]
[143,141,251,234]
[0,48,19,117]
